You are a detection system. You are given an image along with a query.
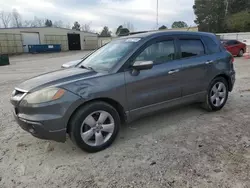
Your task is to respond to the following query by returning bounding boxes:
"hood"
[17,68,104,92]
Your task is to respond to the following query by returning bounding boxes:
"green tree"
[228,0,250,14]
[116,25,123,35]
[226,11,250,32]
[158,25,167,30]
[45,19,52,27]
[193,0,250,32]
[72,21,80,31]
[99,26,112,37]
[171,21,188,28]
[193,0,226,32]
[117,28,130,36]
[11,9,22,27]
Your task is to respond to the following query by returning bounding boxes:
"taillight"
[231,56,234,63]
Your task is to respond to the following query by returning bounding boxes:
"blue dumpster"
[28,44,61,53]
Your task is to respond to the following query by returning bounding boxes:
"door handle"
[205,60,213,65]
[168,69,179,74]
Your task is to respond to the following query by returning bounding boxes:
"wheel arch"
[66,97,126,133]
[213,74,232,91]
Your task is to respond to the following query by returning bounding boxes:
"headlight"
[22,88,65,104]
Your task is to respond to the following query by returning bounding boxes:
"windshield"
[79,38,141,71]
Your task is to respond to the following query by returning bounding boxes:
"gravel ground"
[0,52,250,188]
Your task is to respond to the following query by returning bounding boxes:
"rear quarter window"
[202,36,221,54]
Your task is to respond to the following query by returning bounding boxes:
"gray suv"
[10,31,235,152]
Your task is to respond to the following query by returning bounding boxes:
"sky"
[0,0,196,33]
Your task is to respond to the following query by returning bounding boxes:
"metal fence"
[217,32,250,45]
[44,35,68,51]
[84,36,98,50]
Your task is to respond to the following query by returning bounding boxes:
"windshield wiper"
[80,65,96,71]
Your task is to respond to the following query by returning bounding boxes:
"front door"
[176,37,208,96]
[125,38,182,114]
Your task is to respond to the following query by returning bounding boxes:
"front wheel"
[69,101,120,152]
[202,77,229,111]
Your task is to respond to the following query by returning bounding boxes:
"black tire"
[69,101,120,152]
[202,77,229,111]
[238,49,244,57]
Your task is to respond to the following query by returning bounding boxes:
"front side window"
[179,39,205,58]
[135,40,175,64]
[79,38,140,71]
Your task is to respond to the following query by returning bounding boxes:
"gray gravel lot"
[0,52,250,188]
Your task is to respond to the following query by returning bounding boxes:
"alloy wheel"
[80,111,115,146]
[239,50,244,57]
[210,82,226,107]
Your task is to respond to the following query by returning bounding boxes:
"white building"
[0,27,98,54]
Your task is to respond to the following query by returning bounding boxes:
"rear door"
[176,36,208,96]
[201,35,225,86]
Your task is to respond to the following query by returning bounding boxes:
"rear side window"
[179,39,205,58]
[233,40,239,45]
[202,36,220,54]
[227,41,233,45]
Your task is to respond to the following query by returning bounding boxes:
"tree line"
[158,21,189,30]
[0,9,93,32]
[0,9,190,37]
[0,9,128,37]
[4,1,249,38]
[193,0,250,33]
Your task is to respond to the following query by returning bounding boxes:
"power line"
[156,0,159,29]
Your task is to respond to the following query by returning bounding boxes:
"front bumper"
[14,112,66,142]
[11,89,82,143]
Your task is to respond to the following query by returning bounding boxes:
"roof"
[120,30,215,39]
[0,26,98,35]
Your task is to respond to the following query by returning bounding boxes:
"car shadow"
[52,103,207,155]
[116,103,206,143]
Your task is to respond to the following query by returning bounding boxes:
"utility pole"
[225,0,229,16]
[156,0,159,29]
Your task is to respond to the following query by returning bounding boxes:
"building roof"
[0,26,98,35]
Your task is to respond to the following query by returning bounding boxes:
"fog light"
[29,128,35,134]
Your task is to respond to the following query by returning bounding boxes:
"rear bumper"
[14,112,66,142]
[229,70,236,91]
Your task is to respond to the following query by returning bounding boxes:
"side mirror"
[61,59,83,68]
[132,61,153,70]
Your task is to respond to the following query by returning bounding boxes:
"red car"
[221,40,246,57]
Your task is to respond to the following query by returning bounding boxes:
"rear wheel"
[202,77,229,111]
[238,49,244,57]
[69,101,120,152]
